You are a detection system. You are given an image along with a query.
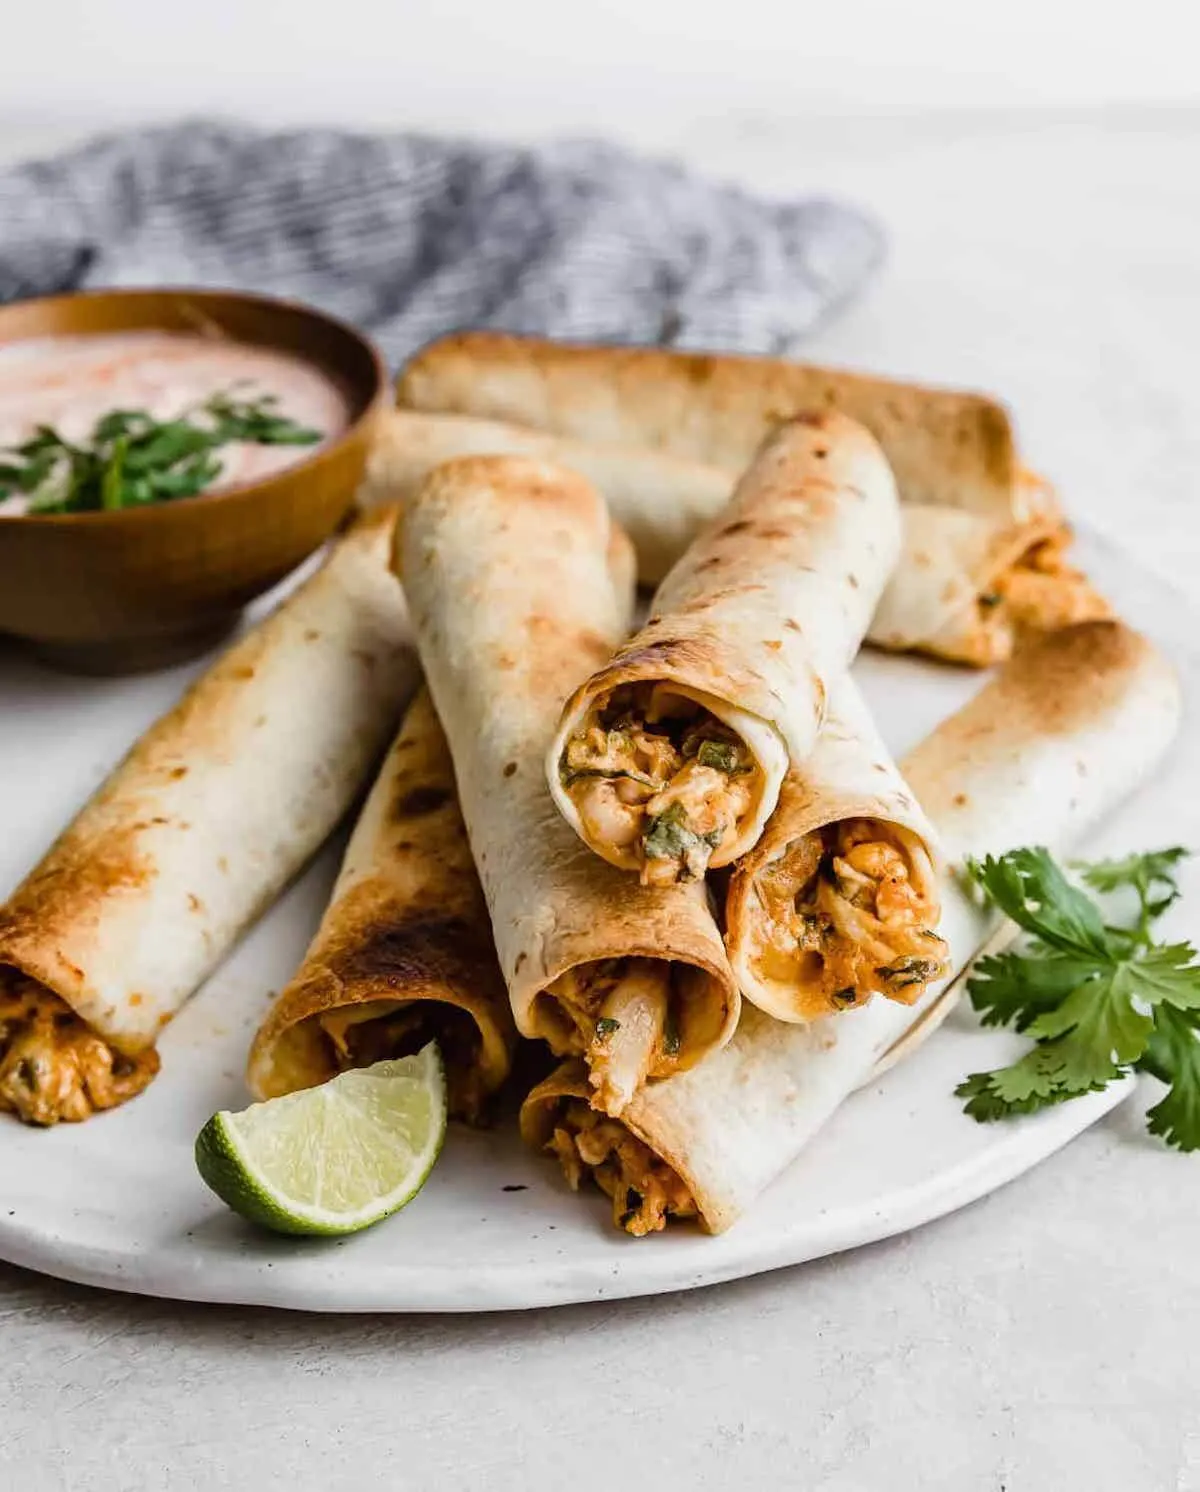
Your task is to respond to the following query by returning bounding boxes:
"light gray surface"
[3,110,1200,1489]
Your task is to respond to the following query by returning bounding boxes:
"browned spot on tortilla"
[218,857,230,874]
[765,640,782,652]
[396,785,453,818]
[187,894,204,914]
[231,666,255,681]
[784,619,802,632]
[304,629,321,643]
[848,574,860,589]
[515,951,528,973]
[953,793,969,807]
[719,520,752,538]
[755,527,792,541]
[503,762,518,778]
[169,766,188,780]
[695,556,725,573]
[129,993,143,1007]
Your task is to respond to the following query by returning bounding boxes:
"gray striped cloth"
[0,121,882,368]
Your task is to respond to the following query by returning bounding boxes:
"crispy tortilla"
[724,676,944,1022]
[397,331,1020,517]
[246,688,515,1123]
[396,455,738,1115]
[0,509,418,1125]
[365,410,1102,668]
[545,413,900,881]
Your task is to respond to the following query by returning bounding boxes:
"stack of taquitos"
[522,621,1180,1234]
[395,453,738,1117]
[546,412,902,886]
[542,410,950,1018]
[0,509,418,1126]
[386,336,1107,665]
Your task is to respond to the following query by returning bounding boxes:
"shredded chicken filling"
[547,1098,697,1236]
[317,1000,487,1122]
[537,957,681,1114]
[561,685,760,886]
[0,975,159,1126]
[749,820,948,1014]
[978,527,1109,638]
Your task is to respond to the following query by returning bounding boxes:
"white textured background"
[1,0,1197,134]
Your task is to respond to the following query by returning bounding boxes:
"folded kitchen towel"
[0,120,882,368]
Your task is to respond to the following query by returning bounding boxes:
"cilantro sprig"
[955,846,1200,1150]
[0,390,321,516]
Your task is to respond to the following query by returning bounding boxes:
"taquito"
[725,676,947,1023]
[0,509,417,1126]
[397,455,738,1116]
[522,621,1180,1234]
[247,688,514,1123]
[397,330,1020,517]
[547,414,900,885]
[363,410,1106,667]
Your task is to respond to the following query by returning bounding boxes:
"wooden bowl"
[0,289,388,673]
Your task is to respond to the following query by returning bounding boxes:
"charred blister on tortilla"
[559,684,760,887]
[742,818,948,1018]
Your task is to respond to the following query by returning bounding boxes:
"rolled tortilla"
[397,330,1021,517]
[246,687,515,1123]
[521,621,1181,1234]
[546,413,900,884]
[397,455,738,1116]
[363,411,1105,666]
[361,409,731,590]
[870,484,1109,666]
[725,676,947,1023]
[0,509,418,1126]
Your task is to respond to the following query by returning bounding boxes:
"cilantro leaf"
[967,949,1100,1031]
[1080,846,1188,924]
[966,848,1110,958]
[956,1035,1120,1121]
[956,844,1200,1149]
[1140,1007,1200,1151]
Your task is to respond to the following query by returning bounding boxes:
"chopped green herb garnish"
[0,391,322,516]
[955,847,1200,1150]
[642,802,722,867]
[696,739,738,773]
[595,1017,621,1038]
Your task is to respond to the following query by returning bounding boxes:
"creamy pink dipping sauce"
[0,331,351,516]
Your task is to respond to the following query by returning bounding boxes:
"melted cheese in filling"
[561,685,760,886]
[746,820,948,1017]
[534,958,680,1114]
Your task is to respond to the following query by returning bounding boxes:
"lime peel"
[195,1044,446,1237]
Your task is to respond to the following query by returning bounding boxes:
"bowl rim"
[0,286,389,527]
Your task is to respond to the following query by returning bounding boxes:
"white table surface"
[2,109,1200,1491]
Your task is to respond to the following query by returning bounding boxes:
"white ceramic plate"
[0,531,1194,1313]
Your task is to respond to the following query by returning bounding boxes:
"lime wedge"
[195,1044,446,1237]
